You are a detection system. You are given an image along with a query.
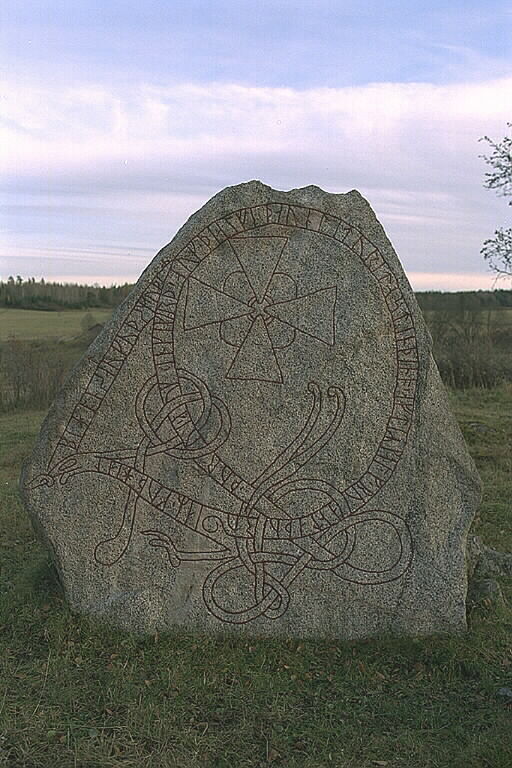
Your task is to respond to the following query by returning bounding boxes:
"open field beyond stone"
[1,385,511,765]
[0,306,511,342]
[0,308,114,341]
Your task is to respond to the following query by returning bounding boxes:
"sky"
[1,0,511,290]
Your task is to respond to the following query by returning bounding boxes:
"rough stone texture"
[21,181,481,639]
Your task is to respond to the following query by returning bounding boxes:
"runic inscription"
[28,198,419,626]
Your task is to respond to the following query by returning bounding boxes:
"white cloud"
[1,77,511,287]
[408,272,504,291]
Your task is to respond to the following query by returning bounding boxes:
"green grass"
[451,385,512,554]
[1,390,511,767]
[0,308,113,341]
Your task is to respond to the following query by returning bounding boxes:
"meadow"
[0,308,511,767]
[0,308,113,341]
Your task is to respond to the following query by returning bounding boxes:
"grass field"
[0,308,114,341]
[1,387,511,767]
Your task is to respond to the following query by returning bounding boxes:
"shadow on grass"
[27,555,64,602]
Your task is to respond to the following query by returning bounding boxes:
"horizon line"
[0,271,509,293]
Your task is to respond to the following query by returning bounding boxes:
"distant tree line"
[1,277,512,312]
[416,289,512,311]
[0,276,132,310]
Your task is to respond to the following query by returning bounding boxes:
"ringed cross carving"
[184,236,336,383]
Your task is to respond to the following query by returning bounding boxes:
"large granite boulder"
[21,182,481,638]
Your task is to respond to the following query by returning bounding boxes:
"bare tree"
[480,123,512,277]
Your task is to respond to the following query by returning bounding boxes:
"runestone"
[21,182,481,638]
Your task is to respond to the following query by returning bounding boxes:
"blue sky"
[1,0,511,289]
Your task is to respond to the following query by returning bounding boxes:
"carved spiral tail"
[94,488,139,566]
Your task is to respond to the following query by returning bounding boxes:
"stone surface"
[21,181,481,638]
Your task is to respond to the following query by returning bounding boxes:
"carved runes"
[21,182,481,639]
